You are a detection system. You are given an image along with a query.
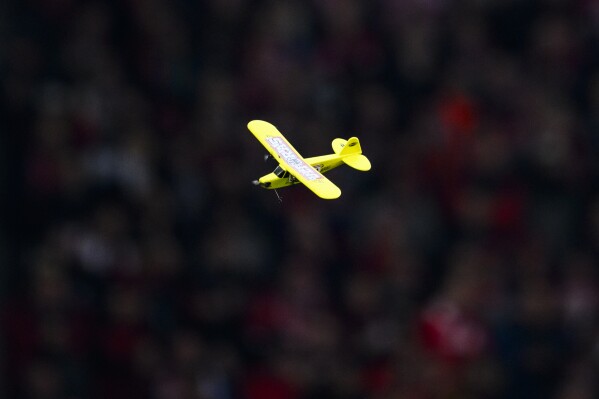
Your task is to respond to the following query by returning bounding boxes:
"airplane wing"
[248,120,341,199]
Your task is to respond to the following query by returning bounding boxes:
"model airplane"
[249,120,371,199]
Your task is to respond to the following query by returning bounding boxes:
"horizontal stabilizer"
[343,154,371,171]
[332,138,347,155]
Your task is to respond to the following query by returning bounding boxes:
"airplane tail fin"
[332,137,371,171]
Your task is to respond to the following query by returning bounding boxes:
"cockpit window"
[274,166,287,178]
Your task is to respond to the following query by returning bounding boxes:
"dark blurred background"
[2,0,599,398]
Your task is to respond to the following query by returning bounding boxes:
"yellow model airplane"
[249,120,371,199]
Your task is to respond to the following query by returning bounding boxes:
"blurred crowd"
[2,0,599,398]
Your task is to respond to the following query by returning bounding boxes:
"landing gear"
[274,189,283,202]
